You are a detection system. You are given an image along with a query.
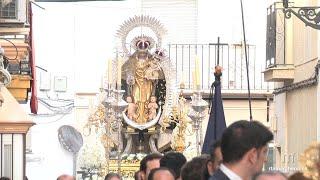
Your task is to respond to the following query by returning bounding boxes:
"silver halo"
[116,15,167,55]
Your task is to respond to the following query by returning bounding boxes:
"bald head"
[253,172,287,180]
[148,168,175,180]
[57,174,75,180]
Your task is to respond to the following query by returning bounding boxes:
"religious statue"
[126,96,138,121]
[123,36,164,124]
[114,15,178,155]
[148,96,159,120]
[145,59,160,80]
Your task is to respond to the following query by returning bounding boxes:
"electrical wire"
[42,97,74,102]
[39,98,74,108]
[35,66,48,72]
[32,113,70,125]
[0,38,19,62]
[38,98,74,114]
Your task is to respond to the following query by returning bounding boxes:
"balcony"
[264,2,294,82]
[165,43,272,99]
[263,64,294,82]
[0,38,32,102]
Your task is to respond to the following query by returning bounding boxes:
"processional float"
[77,15,208,179]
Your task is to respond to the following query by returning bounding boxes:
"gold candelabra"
[161,90,191,153]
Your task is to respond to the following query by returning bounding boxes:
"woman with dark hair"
[104,172,121,180]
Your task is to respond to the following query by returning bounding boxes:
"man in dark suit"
[209,120,274,180]
[209,168,230,180]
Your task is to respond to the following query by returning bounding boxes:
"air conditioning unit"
[0,0,28,26]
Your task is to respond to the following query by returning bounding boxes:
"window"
[264,147,275,171]
[0,0,16,19]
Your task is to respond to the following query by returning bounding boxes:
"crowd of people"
[130,120,319,180]
[2,120,318,180]
[100,120,318,180]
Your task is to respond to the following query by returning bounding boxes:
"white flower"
[136,153,147,160]
[183,146,197,161]
[127,154,135,160]
[77,133,106,169]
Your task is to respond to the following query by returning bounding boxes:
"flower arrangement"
[77,133,106,171]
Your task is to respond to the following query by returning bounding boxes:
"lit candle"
[180,71,186,89]
[100,75,104,89]
[88,97,94,113]
[181,71,185,84]
[192,71,196,91]
[117,58,123,89]
[108,59,112,85]
[195,56,200,89]
[105,59,108,79]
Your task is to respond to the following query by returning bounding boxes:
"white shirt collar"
[219,164,243,180]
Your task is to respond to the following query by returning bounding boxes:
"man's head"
[181,155,209,180]
[206,140,222,176]
[160,151,186,179]
[253,171,287,180]
[148,167,175,180]
[221,120,273,174]
[104,172,121,180]
[57,174,75,180]
[140,153,163,179]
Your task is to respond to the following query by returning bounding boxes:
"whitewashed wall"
[27,1,139,179]
[271,0,320,170]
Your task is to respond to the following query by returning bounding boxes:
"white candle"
[195,56,200,89]
[181,71,185,84]
[100,76,104,89]
[192,71,196,91]
[117,58,123,89]
[108,59,112,85]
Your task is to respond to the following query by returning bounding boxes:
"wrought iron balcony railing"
[266,2,287,68]
[167,43,272,91]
